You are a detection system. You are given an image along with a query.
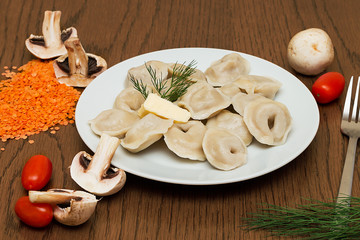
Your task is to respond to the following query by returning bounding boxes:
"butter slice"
[138,93,191,123]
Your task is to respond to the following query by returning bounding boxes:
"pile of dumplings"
[89,53,292,171]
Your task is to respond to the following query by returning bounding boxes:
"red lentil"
[0,60,81,142]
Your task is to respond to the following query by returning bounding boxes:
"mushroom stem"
[65,37,89,76]
[25,10,78,59]
[29,190,81,204]
[87,134,121,181]
[70,133,126,196]
[52,36,107,87]
[42,11,63,49]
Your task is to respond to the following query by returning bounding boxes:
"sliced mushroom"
[53,37,107,87]
[25,11,78,59]
[70,133,126,196]
[29,189,97,226]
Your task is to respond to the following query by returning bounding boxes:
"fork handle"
[336,136,358,204]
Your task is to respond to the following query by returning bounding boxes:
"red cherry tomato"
[15,196,53,228]
[311,72,345,104]
[21,155,52,190]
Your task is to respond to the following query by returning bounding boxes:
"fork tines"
[343,76,360,122]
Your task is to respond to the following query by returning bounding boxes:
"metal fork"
[337,76,360,204]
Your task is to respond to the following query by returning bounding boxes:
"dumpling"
[232,75,282,99]
[121,113,173,153]
[178,82,231,120]
[219,82,245,98]
[164,120,207,161]
[206,110,252,146]
[168,63,207,83]
[205,53,250,86]
[250,75,282,99]
[113,87,145,113]
[89,109,140,138]
[232,92,268,116]
[243,98,292,145]
[125,60,170,88]
[202,128,247,171]
[230,77,255,95]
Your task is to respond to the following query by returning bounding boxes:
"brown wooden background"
[1,0,359,239]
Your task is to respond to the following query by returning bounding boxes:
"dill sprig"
[129,60,197,102]
[161,60,197,102]
[241,196,360,239]
[146,62,168,97]
[129,74,150,99]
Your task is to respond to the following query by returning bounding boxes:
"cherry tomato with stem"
[21,155,52,190]
[15,196,53,228]
[311,72,345,104]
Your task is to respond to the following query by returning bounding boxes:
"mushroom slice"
[202,128,247,171]
[205,53,250,86]
[206,110,253,146]
[89,108,140,138]
[29,189,97,226]
[70,133,126,196]
[177,82,231,120]
[53,37,107,87]
[164,120,207,161]
[25,11,78,59]
[243,98,292,145]
[121,113,174,153]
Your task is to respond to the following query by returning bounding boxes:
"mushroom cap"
[52,190,98,226]
[29,189,98,226]
[287,28,334,75]
[25,27,78,59]
[53,52,107,87]
[70,151,127,196]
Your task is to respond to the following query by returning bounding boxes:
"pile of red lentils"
[0,59,80,148]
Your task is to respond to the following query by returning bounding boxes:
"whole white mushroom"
[287,28,334,75]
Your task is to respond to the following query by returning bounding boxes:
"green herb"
[129,74,150,99]
[242,196,360,239]
[129,60,197,102]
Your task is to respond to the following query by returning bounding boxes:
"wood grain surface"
[1,0,359,239]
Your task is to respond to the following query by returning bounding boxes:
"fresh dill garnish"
[129,74,150,99]
[241,196,360,239]
[161,60,197,102]
[129,60,197,102]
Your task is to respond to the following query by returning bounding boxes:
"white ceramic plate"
[75,48,319,185]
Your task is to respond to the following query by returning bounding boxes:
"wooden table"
[1,0,359,239]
